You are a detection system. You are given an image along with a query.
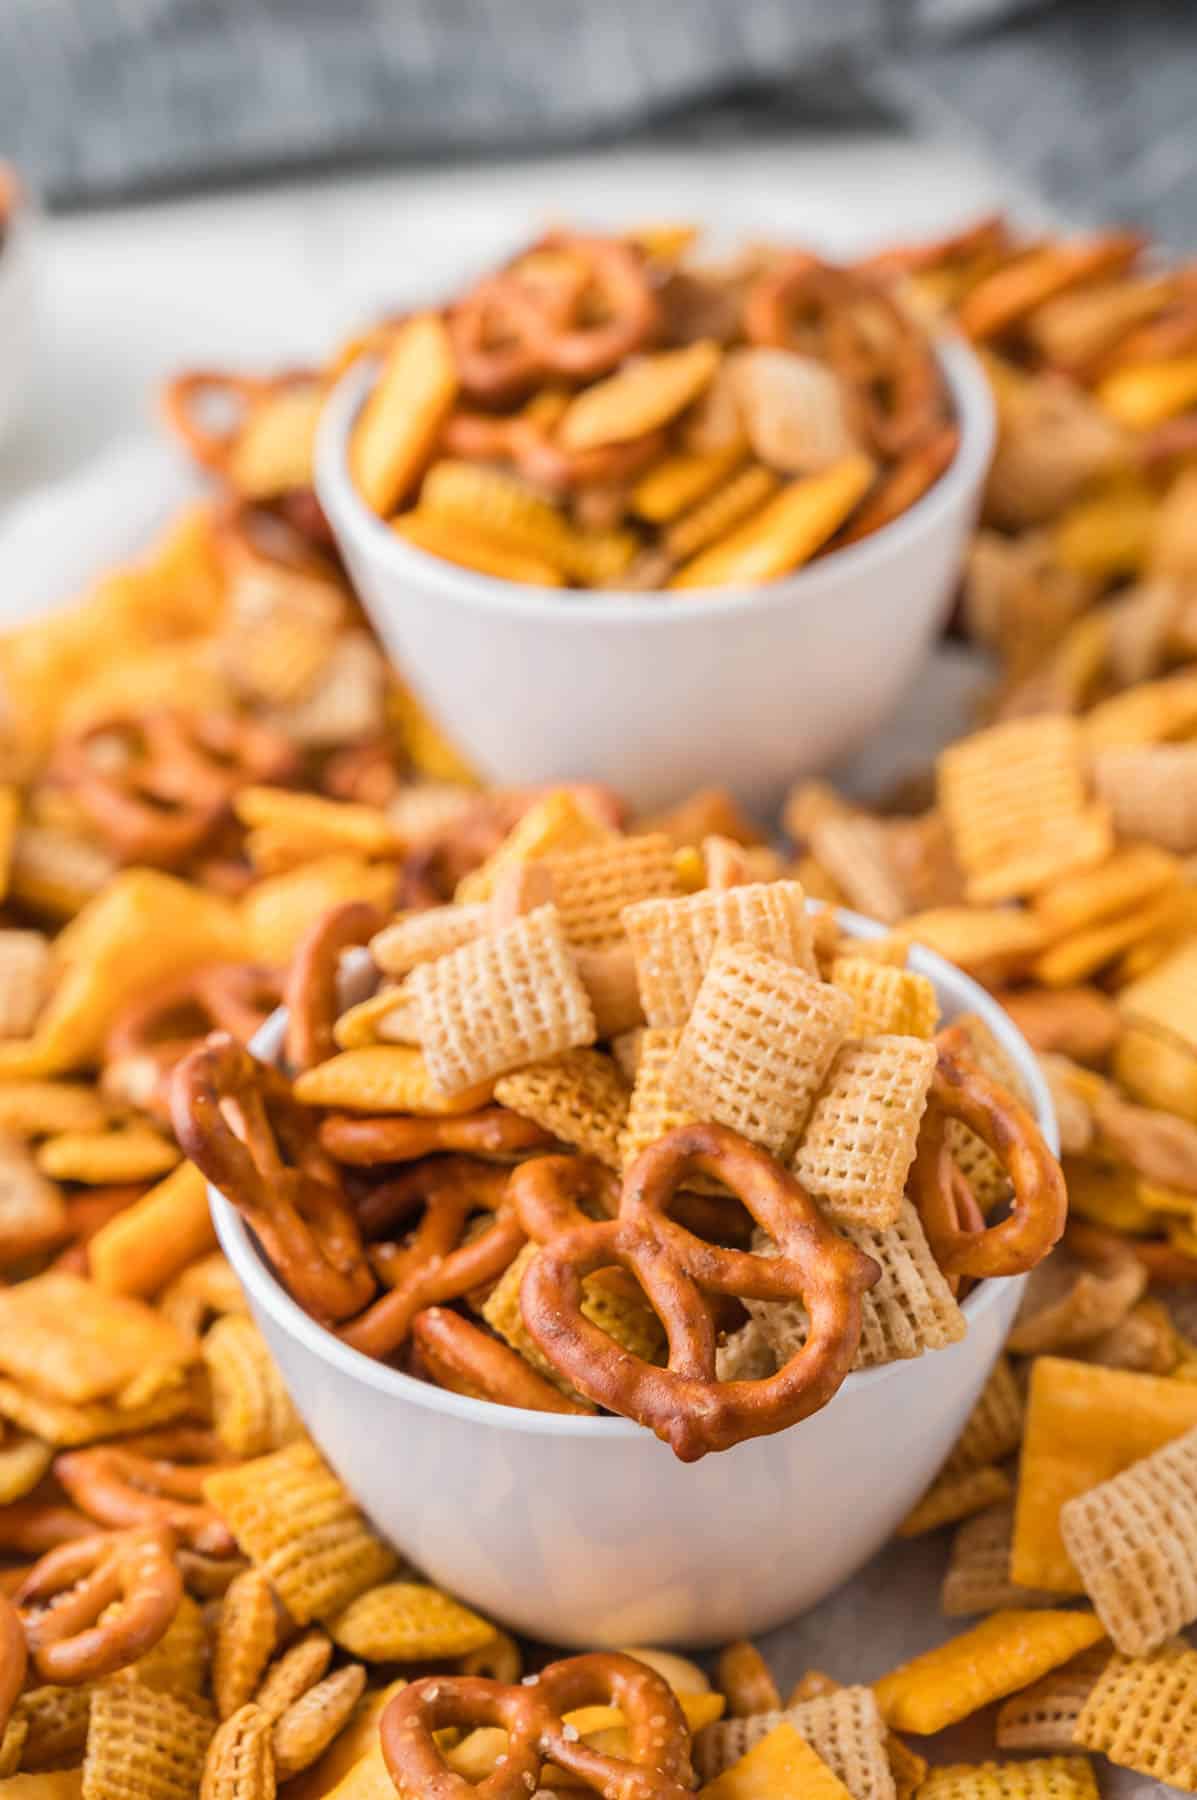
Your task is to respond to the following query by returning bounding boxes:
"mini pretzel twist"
[320,1108,554,1166]
[54,1429,235,1556]
[160,367,316,475]
[442,410,668,494]
[448,234,661,402]
[339,1159,524,1360]
[380,1651,692,1800]
[411,1306,592,1414]
[744,253,945,458]
[0,1591,26,1742]
[53,709,298,867]
[520,1122,880,1461]
[284,901,386,1073]
[103,962,282,1122]
[16,1525,183,1685]
[171,1034,374,1324]
[0,1503,97,1559]
[910,1030,1067,1279]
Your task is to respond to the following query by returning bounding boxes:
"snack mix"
[0,211,1195,1799]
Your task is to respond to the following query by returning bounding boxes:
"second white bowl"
[211,915,1053,1648]
[315,337,993,816]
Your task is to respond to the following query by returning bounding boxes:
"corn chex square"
[1073,1641,1197,1788]
[410,903,596,1095]
[792,1035,936,1229]
[542,833,680,948]
[943,1502,1058,1621]
[669,944,851,1156]
[1059,1420,1197,1654]
[748,1199,965,1372]
[623,879,815,1029]
[493,1048,630,1168]
[937,716,1111,903]
[830,956,939,1039]
[370,903,490,977]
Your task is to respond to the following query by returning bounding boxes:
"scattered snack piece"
[623,880,815,1029]
[1059,1419,1197,1653]
[792,1034,936,1229]
[324,1581,495,1661]
[873,1609,1107,1734]
[669,945,852,1157]
[898,1465,1012,1538]
[411,904,596,1095]
[1012,1357,1197,1592]
[1073,1640,1197,1789]
[698,1721,854,1800]
[994,1645,1111,1753]
[493,1048,630,1167]
[942,1503,1057,1618]
[912,1759,1098,1800]
[202,1440,397,1624]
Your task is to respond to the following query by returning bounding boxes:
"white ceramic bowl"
[315,339,994,817]
[210,913,1055,1648]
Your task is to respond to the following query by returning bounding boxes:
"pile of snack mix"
[0,215,1197,1800]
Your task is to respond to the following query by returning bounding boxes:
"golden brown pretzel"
[836,424,959,545]
[53,709,297,867]
[16,1526,182,1685]
[508,1153,619,1242]
[380,1651,692,1800]
[284,901,386,1074]
[54,1429,235,1556]
[0,1503,97,1558]
[320,1108,554,1166]
[442,409,667,494]
[160,367,316,474]
[520,1122,879,1461]
[103,962,282,1122]
[0,1590,26,1742]
[171,1034,374,1324]
[448,234,661,402]
[411,1306,592,1414]
[910,1031,1067,1280]
[339,1161,524,1360]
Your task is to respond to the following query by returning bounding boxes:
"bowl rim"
[314,331,995,626]
[211,906,1054,1444]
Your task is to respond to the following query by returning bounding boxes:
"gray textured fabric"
[1,0,1195,243]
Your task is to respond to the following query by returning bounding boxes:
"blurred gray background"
[1,0,1194,242]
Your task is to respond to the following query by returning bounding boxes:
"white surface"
[212,928,1054,1649]
[319,341,993,815]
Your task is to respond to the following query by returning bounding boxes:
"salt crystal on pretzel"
[830,958,938,1039]
[203,1440,397,1625]
[624,879,815,1030]
[542,833,680,948]
[942,1503,1057,1620]
[494,1049,630,1168]
[1059,1420,1197,1654]
[792,1034,937,1229]
[1073,1641,1197,1788]
[411,904,596,1096]
[668,945,851,1156]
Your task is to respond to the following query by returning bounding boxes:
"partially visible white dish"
[212,915,1056,1649]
